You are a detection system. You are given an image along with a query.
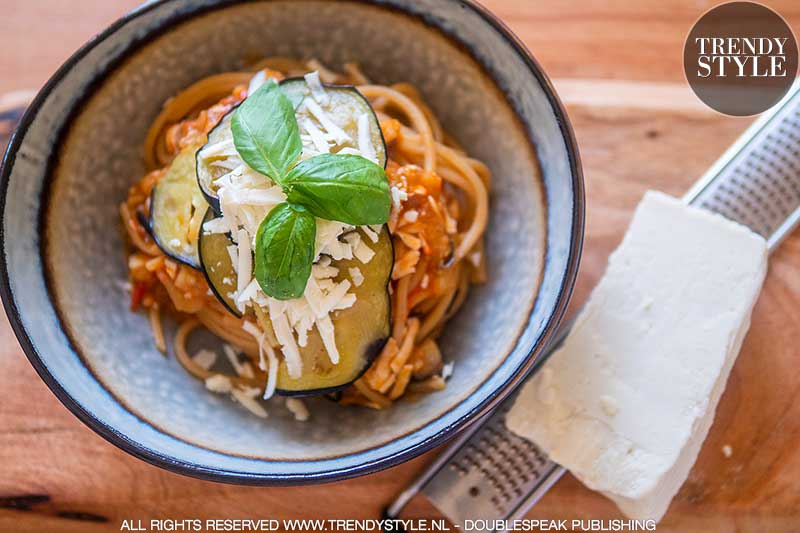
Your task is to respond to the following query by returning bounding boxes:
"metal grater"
[386,81,800,530]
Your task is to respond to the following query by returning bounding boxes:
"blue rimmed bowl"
[0,0,583,484]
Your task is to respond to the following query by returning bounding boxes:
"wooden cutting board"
[1,2,799,531]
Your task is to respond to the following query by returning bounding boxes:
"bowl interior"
[3,0,580,481]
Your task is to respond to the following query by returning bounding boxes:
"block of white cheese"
[506,191,768,521]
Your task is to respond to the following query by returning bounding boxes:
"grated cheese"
[286,398,310,422]
[349,267,365,287]
[203,217,229,235]
[357,113,378,163]
[247,70,267,96]
[231,387,268,418]
[442,361,455,380]
[391,186,408,209]
[304,98,351,144]
[199,138,237,160]
[303,118,331,154]
[242,321,278,400]
[236,278,260,306]
[268,300,303,378]
[236,228,252,296]
[223,344,254,379]
[316,314,339,364]
[403,210,419,223]
[226,245,239,274]
[469,251,482,267]
[304,71,329,106]
[205,374,232,393]
[192,348,217,371]
[336,147,366,158]
[361,225,379,243]
[352,236,376,264]
[262,342,279,400]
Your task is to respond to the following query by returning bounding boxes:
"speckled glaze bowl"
[0,0,583,484]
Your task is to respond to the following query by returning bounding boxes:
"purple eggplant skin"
[195,107,238,215]
[276,335,389,398]
[197,208,242,318]
[136,206,155,240]
[148,185,200,268]
[148,148,204,269]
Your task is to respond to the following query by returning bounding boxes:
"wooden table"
[2,1,800,531]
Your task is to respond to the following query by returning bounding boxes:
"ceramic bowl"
[0,0,583,484]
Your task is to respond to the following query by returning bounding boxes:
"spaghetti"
[122,59,490,413]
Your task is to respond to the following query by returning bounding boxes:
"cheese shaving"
[361,225,379,243]
[248,70,267,95]
[336,147,365,157]
[391,186,408,209]
[286,398,310,422]
[242,321,278,400]
[203,217,229,235]
[236,228,252,296]
[303,118,331,154]
[442,361,454,380]
[231,387,268,418]
[316,314,339,364]
[226,245,239,274]
[349,267,365,287]
[304,71,329,106]
[268,301,303,378]
[304,98,351,144]
[205,374,232,393]
[352,237,376,264]
[192,349,217,371]
[357,113,377,163]
[199,138,236,159]
[223,344,254,379]
[403,210,419,223]
[469,251,482,267]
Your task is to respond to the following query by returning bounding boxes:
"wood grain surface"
[1,1,800,531]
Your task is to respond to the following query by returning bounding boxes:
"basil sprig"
[254,203,316,300]
[232,80,302,183]
[232,81,390,300]
[284,154,391,225]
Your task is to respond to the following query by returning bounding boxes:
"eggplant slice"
[276,226,393,396]
[195,110,235,213]
[200,220,393,395]
[198,209,242,318]
[281,78,387,168]
[196,79,386,215]
[150,147,207,268]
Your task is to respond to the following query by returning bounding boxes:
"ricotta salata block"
[506,191,768,521]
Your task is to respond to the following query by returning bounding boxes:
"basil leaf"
[283,154,391,225]
[232,80,302,183]
[254,202,316,300]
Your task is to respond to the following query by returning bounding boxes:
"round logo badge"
[684,1,798,116]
